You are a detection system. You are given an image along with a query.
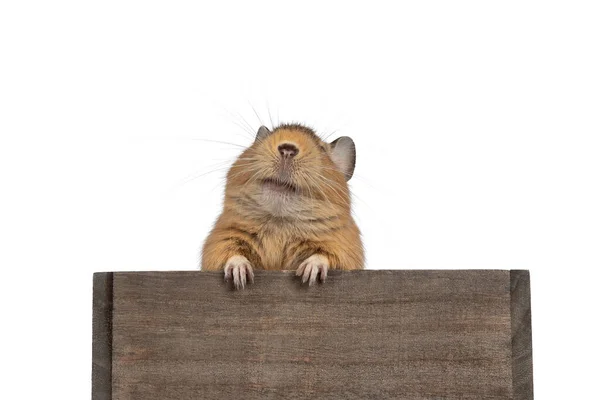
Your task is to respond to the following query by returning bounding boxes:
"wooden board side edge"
[510,270,534,400]
[92,272,113,400]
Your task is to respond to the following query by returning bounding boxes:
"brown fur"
[201,124,364,273]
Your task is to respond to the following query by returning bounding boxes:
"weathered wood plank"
[511,270,534,399]
[94,270,533,400]
[92,272,113,400]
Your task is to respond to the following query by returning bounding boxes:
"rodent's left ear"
[330,137,356,181]
[255,126,272,142]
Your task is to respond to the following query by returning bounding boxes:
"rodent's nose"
[278,143,299,159]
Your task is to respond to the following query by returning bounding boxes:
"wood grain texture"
[510,270,534,399]
[92,272,113,400]
[93,270,533,400]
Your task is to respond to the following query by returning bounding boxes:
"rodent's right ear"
[330,136,356,181]
[255,126,272,142]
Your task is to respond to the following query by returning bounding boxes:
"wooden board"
[92,270,533,400]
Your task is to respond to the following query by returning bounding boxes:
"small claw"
[223,256,254,290]
[240,265,247,289]
[302,264,312,283]
[320,264,328,282]
[224,264,232,281]
[233,265,241,289]
[296,254,330,286]
[248,265,255,283]
[308,264,319,286]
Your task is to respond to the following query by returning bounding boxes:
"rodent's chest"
[255,225,309,270]
[258,235,290,270]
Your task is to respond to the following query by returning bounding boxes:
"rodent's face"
[225,124,356,217]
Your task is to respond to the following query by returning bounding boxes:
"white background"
[1,1,598,398]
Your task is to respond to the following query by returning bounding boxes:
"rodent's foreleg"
[295,254,329,286]
[223,255,254,290]
[286,234,364,284]
[201,231,261,290]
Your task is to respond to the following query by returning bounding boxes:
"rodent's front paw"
[224,255,254,290]
[295,254,329,286]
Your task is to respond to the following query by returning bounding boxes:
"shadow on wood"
[92,270,533,400]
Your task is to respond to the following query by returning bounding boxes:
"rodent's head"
[225,124,356,218]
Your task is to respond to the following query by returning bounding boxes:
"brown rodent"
[201,123,364,289]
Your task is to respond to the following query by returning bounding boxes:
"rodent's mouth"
[261,178,299,195]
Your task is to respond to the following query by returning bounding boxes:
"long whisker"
[310,172,350,207]
[218,107,256,140]
[298,170,338,210]
[310,167,375,207]
[266,99,274,130]
[315,165,373,185]
[231,110,256,137]
[240,165,268,191]
[174,167,231,188]
[248,101,264,127]
[321,129,339,142]
[185,138,247,148]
